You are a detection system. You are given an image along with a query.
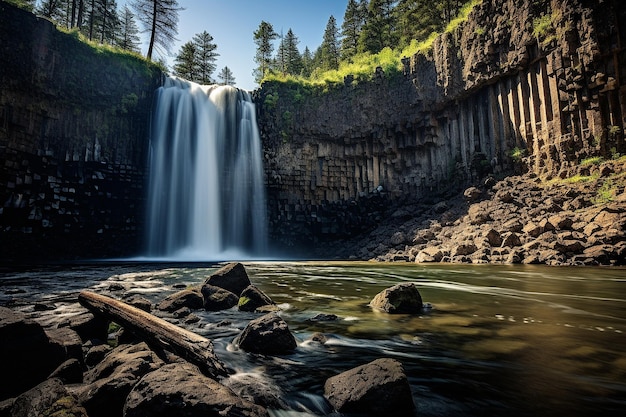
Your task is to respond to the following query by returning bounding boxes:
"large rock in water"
[201,283,239,311]
[238,285,275,312]
[157,289,204,312]
[369,283,423,314]
[205,262,252,296]
[324,358,414,415]
[233,312,297,354]
[123,363,268,417]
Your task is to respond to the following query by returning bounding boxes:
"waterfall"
[145,77,268,260]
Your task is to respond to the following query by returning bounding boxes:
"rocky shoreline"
[323,159,626,266]
[0,264,420,417]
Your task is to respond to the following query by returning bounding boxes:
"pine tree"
[319,15,340,71]
[116,5,141,53]
[284,29,302,76]
[192,31,219,84]
[37,0,67,24]
[131,0,183,60]
[358,0,398,54]
[300,46,314,78]
[340,0,365,61]
[274,30,287,75]
[253,21,278,83]
[172,41,197,81]
[217,66,236,86]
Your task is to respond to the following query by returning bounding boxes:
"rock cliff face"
[0,3,161,260]
[258,0,626,253]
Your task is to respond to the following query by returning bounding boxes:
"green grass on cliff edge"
[262,0,482,90]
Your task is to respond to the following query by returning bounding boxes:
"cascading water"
[145,77,268,260]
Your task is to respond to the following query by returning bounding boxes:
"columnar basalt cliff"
[257,0,626,254]
[0,3,161,261]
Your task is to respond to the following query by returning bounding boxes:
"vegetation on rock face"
[259,0,482,89]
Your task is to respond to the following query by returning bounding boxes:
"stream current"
[1,262,625,417]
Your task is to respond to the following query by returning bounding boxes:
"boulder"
[233,313,297,354]
[324,358,414,415]
[485,229,503,246]
[76,342,164,417]
[123,363,268,417]
[0,307,65,400]
[464,186,482,202]
[369,283,423,314]
[201,284,239,311]
[204,262,252,296]
[46,327,84,365]
[123,295,152,312]
[157,289,204,312]
[84,343,112,368]
[223,373,288,410]
[58,311,108,342]
[49,358,83,384]
[10,378,87,417]
[238,285,275,312]
[414,246,443,263]
[501,232,522,247]
[468,204,491,224]
[451,243,478,256]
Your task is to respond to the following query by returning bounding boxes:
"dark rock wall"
[0,3,162,261]
[258,0,626,253]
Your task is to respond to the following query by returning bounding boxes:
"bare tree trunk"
[147,0,157,59]
[78,291,228,379]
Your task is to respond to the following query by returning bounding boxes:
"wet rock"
[223,373,288,410]
[324,358,414,416]
[238,285,275,312]
[46,327,84,365]
[84,343,112,367]
[58,311,108,342]
[234,313,297,354]
[123,295,152,312]
[0,307,65,400]
[123,363,268,417]
[201,284,239,311]
[77,342,164,417]
[204,262,252,296]
[49,358,83,384]
[10,378,87,417]
[157,289,203,312]
[307,313,338,322]
[369,283,423,314]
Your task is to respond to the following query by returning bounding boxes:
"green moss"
[510,146,527,162]
[238,296,251,307]
[592,179,615,205]
[580,156,604,166]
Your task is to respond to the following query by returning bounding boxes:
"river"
[1,262,625,417]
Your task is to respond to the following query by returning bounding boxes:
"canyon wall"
[258,0,626,252]
[0,3,161,261]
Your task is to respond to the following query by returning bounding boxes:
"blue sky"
[123,0,348,90]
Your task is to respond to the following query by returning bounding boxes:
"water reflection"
[1,262,625,416]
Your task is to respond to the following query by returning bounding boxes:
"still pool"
[1,262,625,416]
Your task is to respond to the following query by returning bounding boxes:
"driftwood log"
[78,290,227,379]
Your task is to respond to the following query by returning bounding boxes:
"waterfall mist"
[145,77,268,260]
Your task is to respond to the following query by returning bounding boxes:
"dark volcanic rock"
[201,284,239,311]
[205,262,252,296]
[49,358,84,384]
[238,285,275,312]
[369,283,423,314]
[157,289,204,312]
[234,313,297,354]
[10,378,87,417]
[76,342,164,417]
[0,307,66,400]
[324,358,414,415]
[123,363,269,417]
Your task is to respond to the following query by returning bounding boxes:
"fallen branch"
[78,290,227,379]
